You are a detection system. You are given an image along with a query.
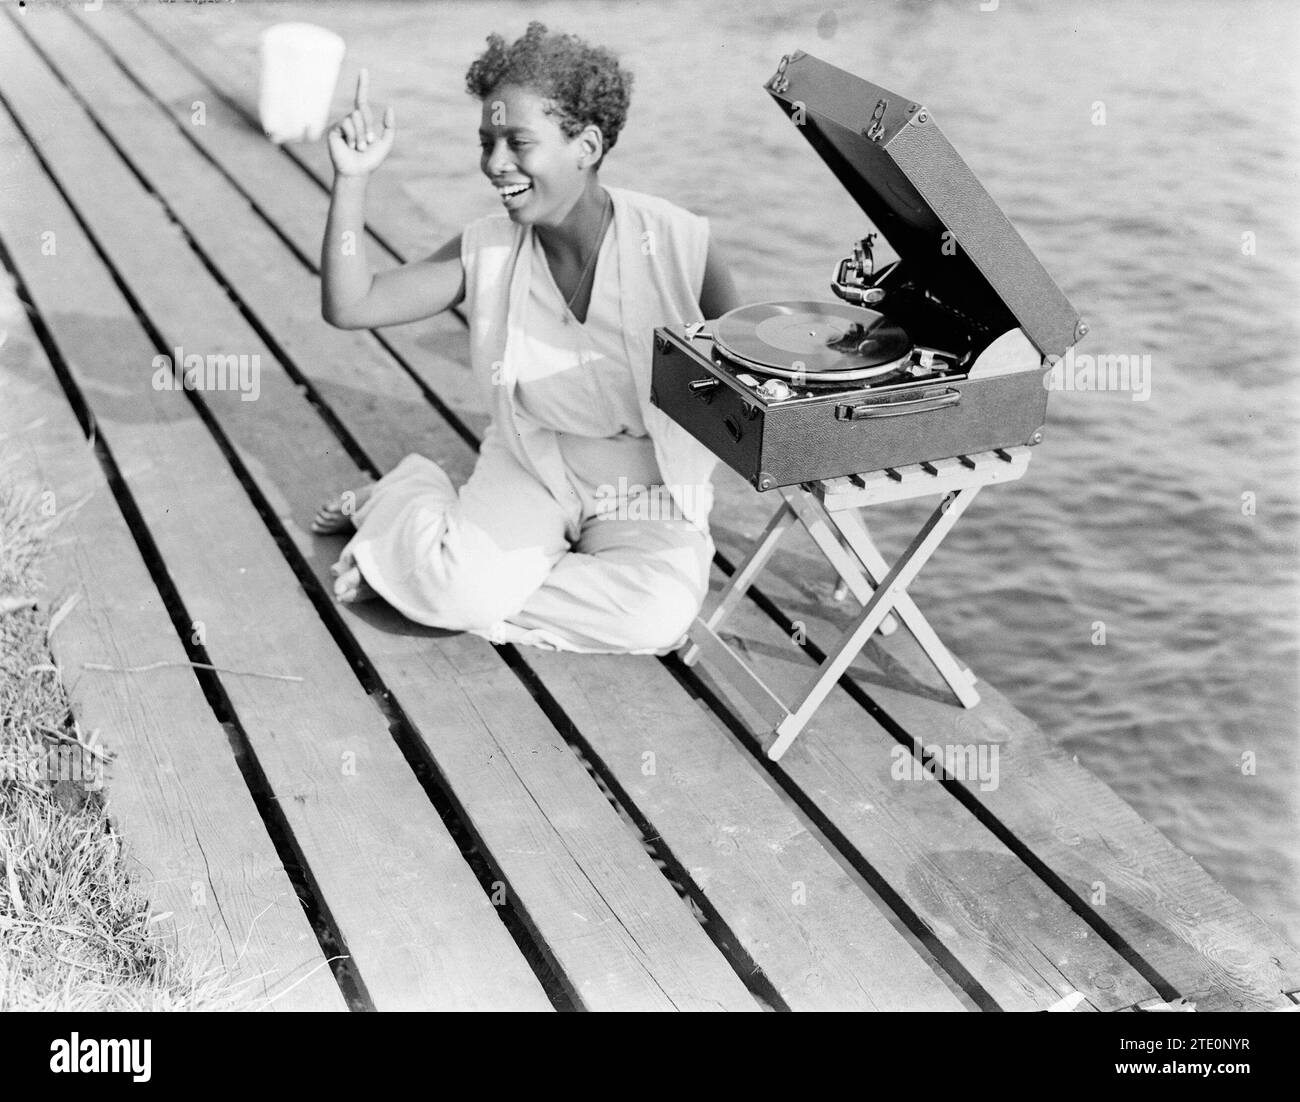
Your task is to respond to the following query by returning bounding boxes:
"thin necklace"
[560,190,612,325]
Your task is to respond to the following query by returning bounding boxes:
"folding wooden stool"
[682,447,1032,761]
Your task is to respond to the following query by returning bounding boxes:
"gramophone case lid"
[766,51,1083,360]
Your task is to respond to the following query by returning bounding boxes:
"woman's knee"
[618,571,706,652]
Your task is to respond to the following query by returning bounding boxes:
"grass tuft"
[0,482,242,1010]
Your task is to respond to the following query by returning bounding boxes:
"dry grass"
[0,483,243,1010]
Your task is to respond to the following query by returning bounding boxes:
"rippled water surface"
[165,0,1299,948]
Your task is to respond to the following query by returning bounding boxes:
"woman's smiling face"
[479,84,595,225]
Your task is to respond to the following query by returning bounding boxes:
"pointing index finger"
[355,67,369,109]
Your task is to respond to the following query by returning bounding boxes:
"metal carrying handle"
[834,388,960,420]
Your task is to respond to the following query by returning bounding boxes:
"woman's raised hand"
[327,69,396,177]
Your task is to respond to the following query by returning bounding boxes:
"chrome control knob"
[757,378,794,402]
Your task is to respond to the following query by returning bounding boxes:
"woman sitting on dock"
[315,22,740,653]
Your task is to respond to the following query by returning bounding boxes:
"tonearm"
[831,233,899,308]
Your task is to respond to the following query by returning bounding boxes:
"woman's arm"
[320,70,465,329]
[698,236,742,320]
[321,180,464,329]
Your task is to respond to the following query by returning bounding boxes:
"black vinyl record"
[714,300,912,383]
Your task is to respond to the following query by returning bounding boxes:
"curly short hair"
[465,21,633,167]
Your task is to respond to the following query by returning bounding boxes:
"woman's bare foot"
[312,483,375,535]
[330,553,378,605]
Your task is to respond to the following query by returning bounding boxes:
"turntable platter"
[714,300,912,383]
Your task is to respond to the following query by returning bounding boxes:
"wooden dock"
[2,4,1297,1012]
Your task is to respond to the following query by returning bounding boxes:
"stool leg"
[783,489,874,604]
[681,501,796,667]
[768,489,977,761]
[833,506,980,708]
[783,490,900,635]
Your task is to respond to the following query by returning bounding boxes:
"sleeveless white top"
[459,186,718,538]
[514,229,663,512]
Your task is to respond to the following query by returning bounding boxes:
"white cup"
[258,22,346,144]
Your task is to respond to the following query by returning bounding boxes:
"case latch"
[769,54,791,94]
[864,98,889,142]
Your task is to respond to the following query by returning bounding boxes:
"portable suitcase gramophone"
[652,51,1085,490]
[659,52,1086,761]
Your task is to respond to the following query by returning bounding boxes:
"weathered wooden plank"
[115,3,1300,1011]
[10,11,754,1012]
[347,623,758,1011]
[0,32,551,1013]
[120,2,483,411]
[77,8,975,1012]
[77,18,1158,1011]
[529,651,967,1011]
[854,636,1300,1012]
[691,566,1159,1010]
[0,270,345,1013]
[707,474,1300,1012]
[127,2,460,256]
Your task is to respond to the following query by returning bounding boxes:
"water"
[180,0,1300,948]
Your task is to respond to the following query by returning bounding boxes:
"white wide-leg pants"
[338,434,714,655]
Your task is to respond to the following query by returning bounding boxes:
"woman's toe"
[313,485,375,535]
[329,551,354,579]
[333,565,377,604]
[312,501,349,535]
[333,566,358,601]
